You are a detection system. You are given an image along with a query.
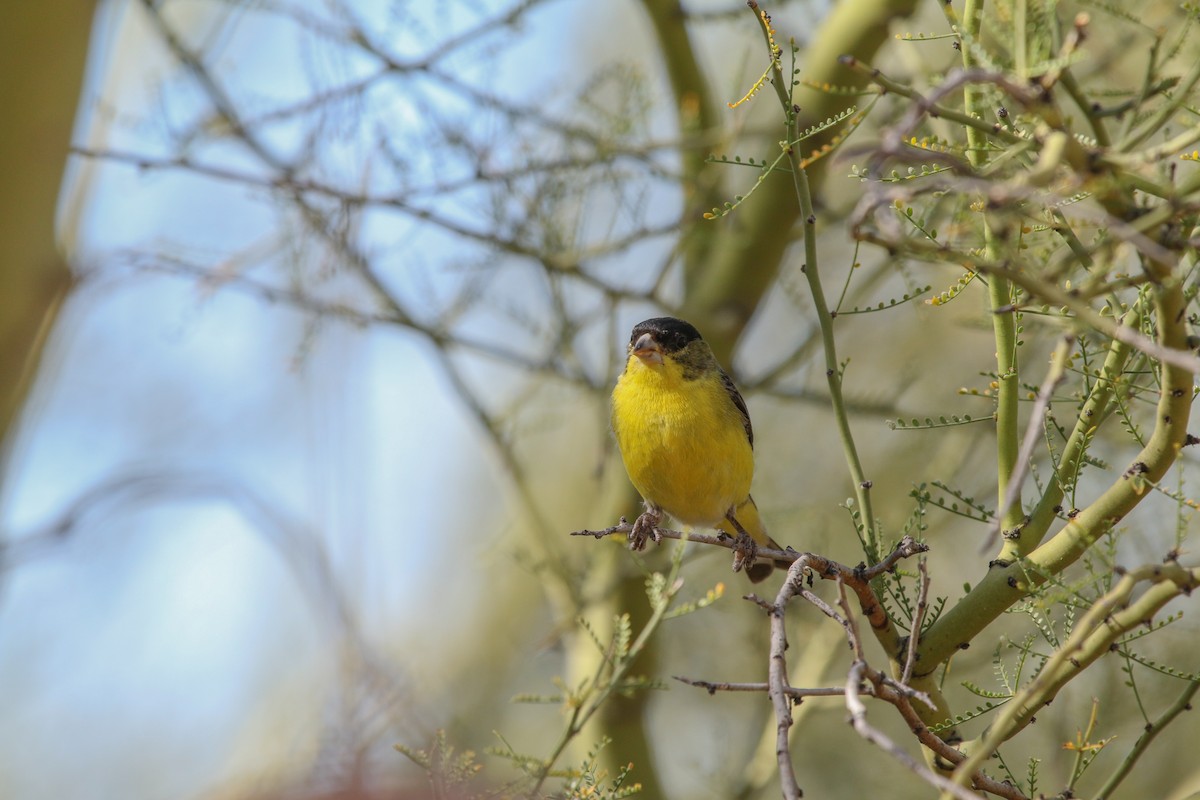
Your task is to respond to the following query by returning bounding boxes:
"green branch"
[946,563,1200,794]
[957,0,1024,536]
[914,275,1193,672]
[1094,672,1200,799]
[687,0,919,360]
[754,6,882,566]
[1010,311,1137,559]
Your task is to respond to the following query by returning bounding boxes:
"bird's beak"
[632,333,664,366]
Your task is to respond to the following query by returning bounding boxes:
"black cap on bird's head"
[629,317,704,366]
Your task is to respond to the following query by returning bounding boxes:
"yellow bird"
[610,317,789,582]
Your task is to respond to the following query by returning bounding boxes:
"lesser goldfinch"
[611,317,789,582]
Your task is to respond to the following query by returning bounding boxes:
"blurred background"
[2,1,1199,798]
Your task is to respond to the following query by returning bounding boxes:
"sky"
[0,0,591,796]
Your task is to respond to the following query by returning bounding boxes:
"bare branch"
[768,557,810,800]
[845,662,984,800]
[901,558,930,686]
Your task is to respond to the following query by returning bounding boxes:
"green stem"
[688,0,919,360]
[1005,310,1136,560]
[842,57,1025,145]
[986,231,1023,534]
[917,277,1192,671]
[530,557,683,796]
[1058,69,1111,147]
[947,564,1200,794]
[755,11,881,562]
[1119,51,1200,152]
[958,0,1023,535]
[1094,676,1200,799]
[1028,287,1193,574]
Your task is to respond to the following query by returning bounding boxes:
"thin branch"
[845,662,983,800]
[676,663,1028,800]
[70,147,681,293]
[1094,675,1200,799]
[949,562,1200,791]
[573,524,926,605]
[574,520,927,799]
[985,334,1075,553]
[836,579,1023,800]
[850,223,1200,375]
[0,468,415,733]
[901,559,931,686]
[768,557,811,800]
[673,677,852,698]
[762,18,884,562]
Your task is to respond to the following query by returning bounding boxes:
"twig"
[676,667,1029,799]
[836,584,1013,799]
[574,526,926,599]
[572,520,795,561]
[674,565,1027,800]
[901,559,930,686]
[71,147,681,293]
[1094,676,1200,799]
[847,61,1036,179]
[850,224,1200,375]
[835,577,865,660]
[845,662,983,800]
[576,523,926,658]
[0,467,414,736]
[767,557,812,800]
[764,538,927,800]
[796,587,847,628]
[950,563,1200,792]
[672,676,852,698]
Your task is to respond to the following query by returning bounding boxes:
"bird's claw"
[731,530,759,575]
[629,508,662,551]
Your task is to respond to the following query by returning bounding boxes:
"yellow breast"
[611,353,754,528]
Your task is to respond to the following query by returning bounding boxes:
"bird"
[610,316,790,582]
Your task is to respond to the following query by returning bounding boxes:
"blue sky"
[0,0,591,795]
[0,1,862,795]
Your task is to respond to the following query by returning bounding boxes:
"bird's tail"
[719,495,792,583]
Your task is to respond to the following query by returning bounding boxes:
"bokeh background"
[3,1,1200,799]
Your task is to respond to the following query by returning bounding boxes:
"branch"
[0,468,412,731]
[572,523,926,641]
[986,334,1075,555]
[673,676,851,698]
[749,2,883,563]
[574,524,927,796]
[71,147,680,297]
[949,562,1200,791]
[901,559,931,686]
[768,558,813,800]
[1094,672,1200,799]
[845,662,985,800]
[675,663,1029,799]
[684,0,920,362]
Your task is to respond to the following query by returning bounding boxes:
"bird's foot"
[731,529,760,576]
[629,506,662,551]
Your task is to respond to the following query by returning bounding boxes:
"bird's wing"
[719,368,754,448]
